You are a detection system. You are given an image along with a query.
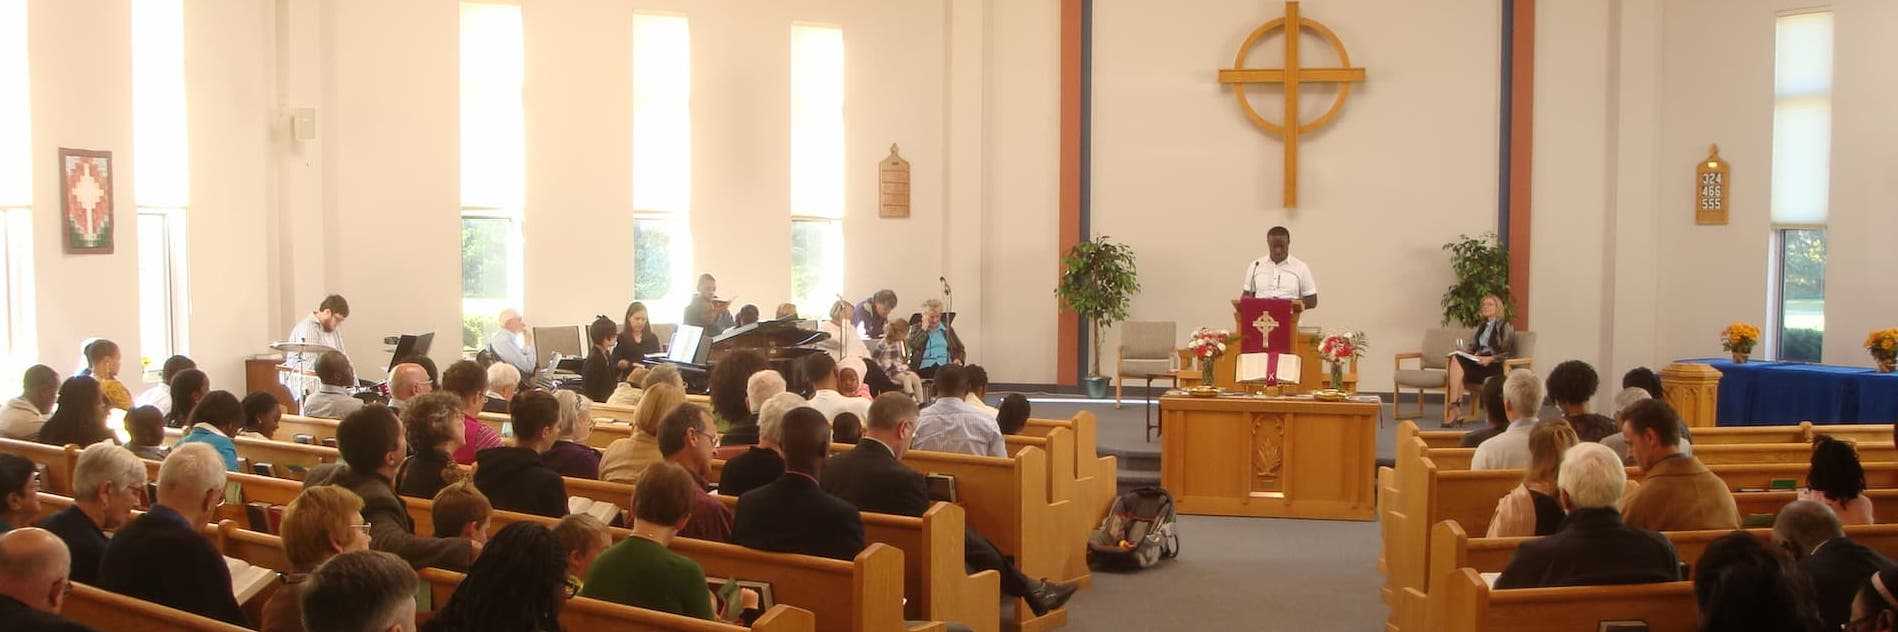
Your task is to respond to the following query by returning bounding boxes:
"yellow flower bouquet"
[1720,322,1761,355]
[1866,328,1898,371]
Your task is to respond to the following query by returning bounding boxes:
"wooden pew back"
[1423,441,1898,471]
[1432,519,1898,582]
[417,568,816,632]
[477,506,909,632]
[1417,421,1896,449]
[0,437,78,495]
[1426,568,1698,632]
[64,583,254,632]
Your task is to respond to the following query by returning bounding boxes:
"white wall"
[1089,0,1500,391]
[28,0,143,379]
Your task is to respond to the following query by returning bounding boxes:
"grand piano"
[652,318,830,393]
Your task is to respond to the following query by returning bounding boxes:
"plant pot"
[1731,352,1749,364]
[1879,359,1896,374]
[1084,376,1110,399]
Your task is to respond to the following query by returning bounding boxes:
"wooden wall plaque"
[879,144,910,218]
[1695,144,1730,225]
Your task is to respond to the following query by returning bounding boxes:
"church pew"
[592,394,714,424]
[712,444,1079,627]
[1385,427,1898,632]
[1422,440,1898,471]
[1001,428,1084,585]
[469,505,923,632]
[1429,519,1898,584]
[1423,568,1698,632]
[0,437,78,495]
[1020,411,1119,529]
[474,411,635,450]
[1415,420,1896,449]
[37,488,818,632]
[416,568,817,632]
[64,583,255,632]
[161,427,338,478]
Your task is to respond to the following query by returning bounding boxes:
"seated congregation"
[0,307,1070,632]
[1390,356,1898,632]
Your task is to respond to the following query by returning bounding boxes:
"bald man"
[387,363,433,412]
[0,527,95,631]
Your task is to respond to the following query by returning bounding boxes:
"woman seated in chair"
[1444,294,1517,426]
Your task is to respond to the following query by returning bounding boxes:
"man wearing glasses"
[656,406,733,542]
[36,444,146,585]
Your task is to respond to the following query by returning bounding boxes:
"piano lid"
[709,317,830,349]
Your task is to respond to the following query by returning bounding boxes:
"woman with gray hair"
[397,392,468,499]
[541,390,602,479]
[717,392,804,498]
[721,370,786,450]
[35,443,144,584]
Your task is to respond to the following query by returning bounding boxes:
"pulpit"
[1175,299,1356,393]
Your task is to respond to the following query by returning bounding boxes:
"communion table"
[1159,394,1378,520]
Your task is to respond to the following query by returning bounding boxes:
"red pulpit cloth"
[1236,298,1297,385]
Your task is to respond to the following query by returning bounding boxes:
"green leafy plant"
[1058,238,1140,378]
[1440,232,1511,327]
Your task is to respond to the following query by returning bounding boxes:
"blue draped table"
[1682,358,1898,426]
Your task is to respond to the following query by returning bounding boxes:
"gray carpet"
[992,393,1404,631]
[1061,515,1387,631]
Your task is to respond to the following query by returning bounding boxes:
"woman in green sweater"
[580,461,741,620]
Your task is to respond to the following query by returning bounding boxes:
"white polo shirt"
[1241,254,1318,301]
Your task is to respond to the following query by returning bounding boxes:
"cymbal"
[270,341,337,354]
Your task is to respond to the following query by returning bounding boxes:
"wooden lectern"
[1176,299,1356,393]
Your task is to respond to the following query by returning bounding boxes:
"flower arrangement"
[1867,328,1898,372]
[1186,328,1233,388]
[1720,322,1761,355]
[1318,330,1369,363]
[1187,328,1232,359]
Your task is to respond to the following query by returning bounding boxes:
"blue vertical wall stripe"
[1497,0,1514,244]
[1075,0,1094,387]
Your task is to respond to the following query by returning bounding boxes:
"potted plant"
[1439,233,1511,326]
[1058,237,1140,398]
[1867,328,1898,373]
[1721,322,1761,364]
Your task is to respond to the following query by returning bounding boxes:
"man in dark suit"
[1495,443,1680,589]
[1774,499,1894,631]
[97,443,249,626]
[732,406,863,561]
[0,528,98,631]
[822,393,1080,617]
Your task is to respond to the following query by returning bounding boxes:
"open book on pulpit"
[1234,298,1302,385]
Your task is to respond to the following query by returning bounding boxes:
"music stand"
[386,333,435,372]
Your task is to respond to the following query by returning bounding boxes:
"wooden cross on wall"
[1217,1,1367,208]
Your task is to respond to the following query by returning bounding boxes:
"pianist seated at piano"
[581,316,620,403]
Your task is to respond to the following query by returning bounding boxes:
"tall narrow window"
[459,2,525,351]
[0,0,33,386]
[789,24,844,318]
[632,13,692,323]
[134,0,188,370]
[1770,11,1831,362]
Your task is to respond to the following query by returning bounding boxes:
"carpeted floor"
[995,393,1405,631]
[1061,515,1387,631]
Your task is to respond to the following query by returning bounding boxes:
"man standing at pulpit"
[1241,226,1318,310]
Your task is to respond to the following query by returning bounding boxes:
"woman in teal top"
[173,390,244,471]
[580,462,722,620]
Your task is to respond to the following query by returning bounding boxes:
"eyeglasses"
[690,426,719,444]
[350,523,371,537]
